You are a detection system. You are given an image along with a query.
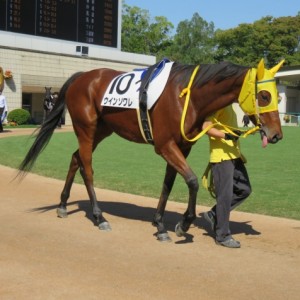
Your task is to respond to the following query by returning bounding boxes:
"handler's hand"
[224,133,239,141]
[233,129,243,136]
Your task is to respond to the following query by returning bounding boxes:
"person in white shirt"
[0,91,8,132]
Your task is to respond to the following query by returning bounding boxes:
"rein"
[179,66,260,143]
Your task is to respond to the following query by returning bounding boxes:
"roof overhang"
[275,67,300,82]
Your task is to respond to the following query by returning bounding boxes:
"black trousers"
[211,158,251,242]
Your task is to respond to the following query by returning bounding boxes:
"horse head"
[256,59,284,146]
[44,87,54,111]
[238,59,285,147]
[44,87,52,100]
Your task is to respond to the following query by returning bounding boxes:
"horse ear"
[269,60,285,76]
[256,58,265,80]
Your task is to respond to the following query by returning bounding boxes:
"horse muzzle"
[257,111,283,146]
[260,128,282,147]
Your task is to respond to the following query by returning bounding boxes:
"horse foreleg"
[174,170,198,237]
[57,151,80,218]
[156,145,197,240]
[153,164,177,242]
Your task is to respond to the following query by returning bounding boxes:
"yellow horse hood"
[238,59,285,115]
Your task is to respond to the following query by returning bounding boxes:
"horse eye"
[258,91,271,107]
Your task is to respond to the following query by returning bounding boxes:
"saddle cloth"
[101,60,174,109]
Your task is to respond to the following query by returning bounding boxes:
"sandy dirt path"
[0,128,299,299]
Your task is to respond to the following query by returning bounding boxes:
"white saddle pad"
[101,61,174,109]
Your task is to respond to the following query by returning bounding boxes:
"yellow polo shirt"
[206,105,241,163]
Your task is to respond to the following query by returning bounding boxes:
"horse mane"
[171,62,249,88]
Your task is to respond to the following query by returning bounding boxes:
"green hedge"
[7,109,31,125]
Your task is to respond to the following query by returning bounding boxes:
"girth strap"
[138,61,162,145]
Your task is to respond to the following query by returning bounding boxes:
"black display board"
[0,0,118,47]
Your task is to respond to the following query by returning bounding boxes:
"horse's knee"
[186,176,199,192]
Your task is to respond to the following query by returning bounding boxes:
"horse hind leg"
[78,155,111,231]
[78,125,114,231]
[57,130,112,232]
[57,151,80,218]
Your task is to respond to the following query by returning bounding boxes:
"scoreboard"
[0,0,119,48]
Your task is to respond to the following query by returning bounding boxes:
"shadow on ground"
[28,199,261,241]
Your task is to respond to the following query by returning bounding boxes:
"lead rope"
[179,66,261,198]
[179,66,260,143]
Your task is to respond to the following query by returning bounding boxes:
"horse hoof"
[99,221,112,231]
[157,232,172,242]
[57,207,68,218]
[175,223,186,237]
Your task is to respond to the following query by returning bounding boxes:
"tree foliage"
[214,15,300,67]
[121,1,300,66]
[161,13,216,64]
[121,3,173,56]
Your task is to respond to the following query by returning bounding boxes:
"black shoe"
[203,211,216,231]
[215,238,241,248]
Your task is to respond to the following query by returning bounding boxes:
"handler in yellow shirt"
[202,105,251,248]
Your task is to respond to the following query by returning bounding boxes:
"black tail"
[18,72,83,176]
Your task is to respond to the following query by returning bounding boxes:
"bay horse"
[19,58,284,242]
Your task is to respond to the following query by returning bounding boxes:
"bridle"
[238,68,279,130]
[179,59,283,142]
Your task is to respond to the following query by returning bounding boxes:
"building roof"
[275,65,300,82]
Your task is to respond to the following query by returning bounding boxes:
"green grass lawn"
[0,126,299,220]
